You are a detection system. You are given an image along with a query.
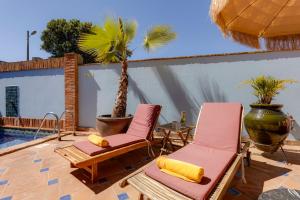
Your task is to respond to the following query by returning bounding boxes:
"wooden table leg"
[160,130,171,155]
[177,131,184,146]
[91,163,98,184]
[184,129,192,145]
[167,137,175,151]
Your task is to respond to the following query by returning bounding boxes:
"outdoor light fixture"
[26,30,37,61]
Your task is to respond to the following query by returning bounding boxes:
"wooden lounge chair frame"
[55,106,161,183]
[120,105,249,200]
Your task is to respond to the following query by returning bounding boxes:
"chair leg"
[139,193,144,200]
[241,158,247,184]
[246,150,251,166]
[91,164,98,184]
[70,163,76,168]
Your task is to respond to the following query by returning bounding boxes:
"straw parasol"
[210,0,300,50]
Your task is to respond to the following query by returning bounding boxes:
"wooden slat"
[128,173,192,200]
[55,141,149,168]
[79,141,149,167]
[63,146,90,161]
[208,155,242,200]
[55,146,90,164]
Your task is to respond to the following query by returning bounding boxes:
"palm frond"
[103,17,119,40]
[123,20,137,42]
[143,25,176,51]
[78,18,136,63]
[242,75,297,104]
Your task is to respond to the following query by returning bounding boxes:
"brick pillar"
[64,53,80,131]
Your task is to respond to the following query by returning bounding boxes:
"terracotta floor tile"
[12,185,48,200]
[44,183,60,200]
[0,133,299,200]
[282,177,300,189]
[71,190,95,200]
[94,187,117,200]
[3,174,48,195]
[112,182,140,200]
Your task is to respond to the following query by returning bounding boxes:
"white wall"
[78,51,300,140]
[0,68,65,118]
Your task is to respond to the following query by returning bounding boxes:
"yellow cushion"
[156,156,204,183]
[88,134,109,147]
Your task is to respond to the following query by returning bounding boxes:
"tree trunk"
[112,61,128,118]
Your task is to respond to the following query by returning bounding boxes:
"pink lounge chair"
[55,104,161,183]
[121,103,249,200]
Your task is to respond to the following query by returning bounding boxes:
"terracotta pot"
[244,104,291,152]
[96,115,133,137]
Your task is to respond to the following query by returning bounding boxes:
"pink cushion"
[126,104,161,139]
[73,134,144,156]
[145,144,236,200]
[193,103,242,152]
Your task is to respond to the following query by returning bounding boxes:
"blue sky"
[0,0,254,62]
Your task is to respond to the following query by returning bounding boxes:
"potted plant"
[78,17,176,136]
[243,75,296,152]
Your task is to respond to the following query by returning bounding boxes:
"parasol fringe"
[209,0,231,35]
[210,0,260,49]
[230,31,260,49]
[265,35,300,50]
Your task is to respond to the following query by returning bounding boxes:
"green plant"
[41,19,94,63]
[243,75,297,104]
[78,17,176,117]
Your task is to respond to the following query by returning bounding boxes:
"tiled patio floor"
[0,133,300,200]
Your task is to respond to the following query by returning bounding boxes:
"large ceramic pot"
[96,115,133,137]
[244,104,291,152]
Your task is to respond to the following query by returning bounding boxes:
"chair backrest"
[126,104,162,139]
[193,103,243,153]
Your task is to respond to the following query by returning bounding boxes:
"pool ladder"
[34,110,75,141]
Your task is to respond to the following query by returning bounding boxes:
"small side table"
[158,122,194,155]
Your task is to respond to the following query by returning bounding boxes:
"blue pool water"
[0,128,51,149]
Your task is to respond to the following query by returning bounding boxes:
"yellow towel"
[156,156,204,183]
[88,134,109,147]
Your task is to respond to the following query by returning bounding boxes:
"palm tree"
[78,17,176,118]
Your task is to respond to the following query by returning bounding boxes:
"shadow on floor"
[261,149,300,165]
[70,147,158,194]
[226,160,292,200]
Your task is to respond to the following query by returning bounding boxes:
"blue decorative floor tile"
[282,172,289,177]
[118,192,129,200]
[48,178,58,186]
[0,196,12,200]
[60,194,71,200]
[33,159,42,163]
[0,179,8,185]
[40,168,49,173]
[227,187,241,196]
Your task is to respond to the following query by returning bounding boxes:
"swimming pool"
[0,128,52,149]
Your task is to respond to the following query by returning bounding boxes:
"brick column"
[64,53,80,131]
